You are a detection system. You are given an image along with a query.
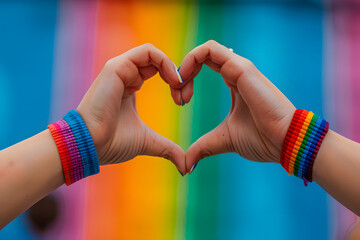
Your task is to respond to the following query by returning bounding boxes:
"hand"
[76,43,186,174]
[177,40,296,173]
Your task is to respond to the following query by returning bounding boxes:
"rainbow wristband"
[280,109,329,186]
[47,110,100,185]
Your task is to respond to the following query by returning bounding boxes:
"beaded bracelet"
[47,110,100,185]
[280,109,329,186]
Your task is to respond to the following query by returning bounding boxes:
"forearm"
[0,130,64,228]
[313,130,360,215]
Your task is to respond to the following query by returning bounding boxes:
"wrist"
[75,107,110,162]
[48,110,100,185]
[312,130,335,183]
[280,109,329,185]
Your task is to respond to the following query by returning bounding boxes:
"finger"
[186,123,230,174]
[125,43,183,87]
[177,62,202,84]
[204,59,221,72]
[174,43,230,105]
[174,64,201,104]
[179,40,234,82]
[176,40,235,106]
[138,65,158,80]
[143,128,186,175]
[170,87,182,106]
[179,40,274,109]
[180,80,194,104]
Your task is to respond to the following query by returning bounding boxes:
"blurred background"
[0,0,359,239]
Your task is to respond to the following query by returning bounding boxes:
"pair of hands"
[77,40,296,175]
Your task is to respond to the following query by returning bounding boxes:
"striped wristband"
[47,110,100,185]
[280,109,329,186]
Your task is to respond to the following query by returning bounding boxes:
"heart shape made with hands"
[173,40,294,173]
[78,41,295,176]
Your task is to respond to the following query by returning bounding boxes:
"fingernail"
[181,100,185,106]
[177,168,184,176]
[190,162,198,174]
[176,65,183,83]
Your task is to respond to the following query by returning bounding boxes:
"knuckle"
[120,60,137,82]
[241,58,255,72]
[225,59,239,70]
[104,58,116,70]
[206,39,217,47]
[160,144,176,161]
[143,43,155,51]
[105,58,136,82]
[196,141,211,160]
[121,59,134,72]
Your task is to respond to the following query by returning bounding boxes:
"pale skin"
[0,41,360,229]
[0,44,186,229]
[179,41,360,216]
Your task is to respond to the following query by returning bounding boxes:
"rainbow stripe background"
[0,0,360,239]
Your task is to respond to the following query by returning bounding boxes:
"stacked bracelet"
[47,110,100,185]
[280,109,329,186]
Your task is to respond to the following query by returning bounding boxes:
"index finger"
[126,43,183,85]
[105,43,184,105]
[125,43,184,105]
[177,40,235,84]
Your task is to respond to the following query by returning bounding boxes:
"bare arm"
[314,130,360,215]
[0,43,185,229]
[0,130,64,229]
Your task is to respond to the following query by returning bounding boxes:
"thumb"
[186,123,230,174]
[143,128,186,176]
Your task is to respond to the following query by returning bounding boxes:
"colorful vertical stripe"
[2,0,360,239]
[324,0,360,237]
